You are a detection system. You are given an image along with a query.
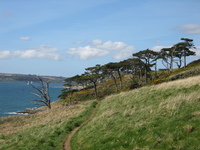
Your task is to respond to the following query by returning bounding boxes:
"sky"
[0,0,200,77]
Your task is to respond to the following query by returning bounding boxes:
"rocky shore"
[17,107,43,115]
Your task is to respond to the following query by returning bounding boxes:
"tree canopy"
[60,38,197,102]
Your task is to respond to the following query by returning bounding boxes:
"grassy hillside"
[0,101,97,150]
[71,75,200,150]
[0,61,199,150]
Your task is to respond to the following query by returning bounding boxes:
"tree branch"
[28,76,51,109]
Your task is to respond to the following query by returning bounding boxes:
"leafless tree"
[28,76,51,109]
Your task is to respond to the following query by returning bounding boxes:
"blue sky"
[0,0,200,77]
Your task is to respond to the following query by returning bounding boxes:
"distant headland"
[0,73,66,82]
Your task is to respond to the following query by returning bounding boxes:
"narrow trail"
[63,103,98,150]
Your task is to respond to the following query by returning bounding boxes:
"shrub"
[120,87,130,92]
[150,78,169,85]
[186,59,200,68]
[169,66,200,80]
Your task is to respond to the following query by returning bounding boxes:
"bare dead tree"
[28,76,51,109]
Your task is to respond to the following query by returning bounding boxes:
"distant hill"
[0,73,66,82]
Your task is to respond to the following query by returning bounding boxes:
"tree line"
[60,38,196,101]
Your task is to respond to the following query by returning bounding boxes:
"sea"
[0,82,64,118]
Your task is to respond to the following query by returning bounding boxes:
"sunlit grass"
[154,75,200,90]
[0,100,97,150]
[71,75,200,150]
[1,64,200,149]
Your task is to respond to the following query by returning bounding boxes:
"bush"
[186,59,200,68]
[169,66,200,80]
[150,78,169,85]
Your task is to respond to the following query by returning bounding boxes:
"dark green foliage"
[60,57,200,103]
[133,49,159,83]
[60,38,198,103]
[174,38,196,68]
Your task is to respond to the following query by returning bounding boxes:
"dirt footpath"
[63,104,98,150]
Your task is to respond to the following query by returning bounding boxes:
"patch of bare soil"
[0,139,5,143]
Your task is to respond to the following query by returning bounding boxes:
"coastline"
[0,100,61,118]
[0,82,63,118]
[61,85,84,90]
[0,107,44,118]
[16,107,44,115]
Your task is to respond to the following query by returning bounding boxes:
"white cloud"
[0,51,12,59]
[0,45,65,61]
[113,47,134,60]
[96,41,128,51]
[68,46,109,60]
[67,40,136,60]
[19,36,31,41]
[91,39,103,45]
[151,45,171,52]
[177,24,200,34]
[195,46,200,57]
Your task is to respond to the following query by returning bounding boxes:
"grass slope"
[0,101,97,150]
[71,75,200,150]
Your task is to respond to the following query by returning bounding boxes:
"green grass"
[0,101,97,150]
[1,61,200,150]
[71,76,200,150]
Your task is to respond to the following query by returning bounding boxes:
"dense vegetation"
[59,38,196,104]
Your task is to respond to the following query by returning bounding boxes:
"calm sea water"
[0,82,64,118]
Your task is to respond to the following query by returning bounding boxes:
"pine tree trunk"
[111,73,118,92]
[93,82,98,98]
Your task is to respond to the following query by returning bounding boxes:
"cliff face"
[0,73,66,82]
